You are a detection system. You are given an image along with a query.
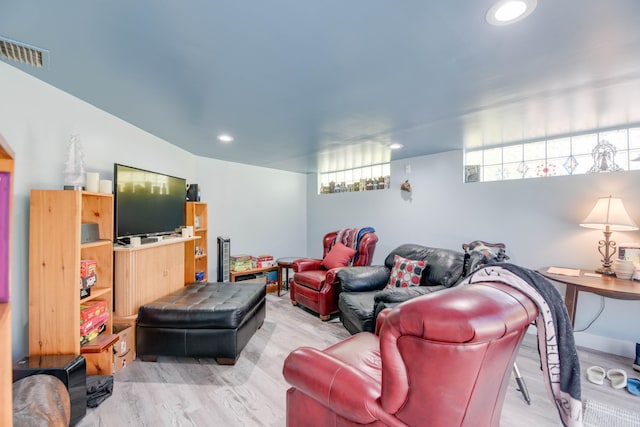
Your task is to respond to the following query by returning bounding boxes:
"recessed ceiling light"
[486,0,537,26]
[218,134,234,143]
[389,143,404,150]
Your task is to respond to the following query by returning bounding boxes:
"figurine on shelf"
[63,129,86,190]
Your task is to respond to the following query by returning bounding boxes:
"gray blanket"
[461,263,583,427]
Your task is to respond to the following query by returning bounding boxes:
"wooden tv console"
[113,236,198,319]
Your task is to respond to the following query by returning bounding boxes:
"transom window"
[464,127,640,182]
[318,163,391,194]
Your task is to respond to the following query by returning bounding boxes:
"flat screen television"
[113,163,186,241]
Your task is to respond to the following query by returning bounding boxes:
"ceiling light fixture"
[389,143,404,150]
[218,134,234,143]
[486,0,537,26]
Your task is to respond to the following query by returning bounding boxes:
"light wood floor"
[77,292,640,426]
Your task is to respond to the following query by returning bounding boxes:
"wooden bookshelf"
[184,202,208,284]
[29,190,116,375]
[0,134,13,426]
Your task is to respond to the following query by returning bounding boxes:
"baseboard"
[525,325,636,358]
[574,332,636,358]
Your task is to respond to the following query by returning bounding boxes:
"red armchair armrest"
[375,307,392,335]
[283,347,382,425]
[293,258,324,273]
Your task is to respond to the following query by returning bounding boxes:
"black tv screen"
[114,163,186,240]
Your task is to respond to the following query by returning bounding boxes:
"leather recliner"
[289,229,378,320]
[283,280,538,427]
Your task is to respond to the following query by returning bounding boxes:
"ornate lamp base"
[595,266,616,276]
[596,229,617,277]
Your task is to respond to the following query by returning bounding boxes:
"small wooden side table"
[276,257,299,297]
[229,266,277,283]
[538,267,640,327]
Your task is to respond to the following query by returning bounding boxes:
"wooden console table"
[538,267,640,327]
[230,266,277,283]
[113,236,198,318]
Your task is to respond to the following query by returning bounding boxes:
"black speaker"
[81,223,100,243]
[13,354,87,425]
[186,184,200,201]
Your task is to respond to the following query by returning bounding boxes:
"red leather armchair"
[283,281,538,427]
[290,229,378,320]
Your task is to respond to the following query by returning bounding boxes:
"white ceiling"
[2,0,640,173]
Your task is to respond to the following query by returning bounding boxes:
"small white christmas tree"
[63,129,86,189]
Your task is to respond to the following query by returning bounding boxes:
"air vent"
[0,36,49,68]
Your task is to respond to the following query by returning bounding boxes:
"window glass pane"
[371,164,382,178]
[547,138,570,158]
[483,165,502,181]
[546,158,568,176]
[572,133,597,155]
[483,148,502,165]
[524,141,546,161]
[465,150,482,166]
[502,162,523,180]
[600,129,628,151]
[465,165,481,182]
[614,151,629,171]
[344,170,353,185]
[631,150,640,170]
[630,128,640,149]
[573,154,593,175]
[523,160,541,179]
[533,160,553,178]
[503,145,523,163]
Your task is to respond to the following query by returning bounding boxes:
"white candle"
[86,172,99,193]
[99,179,112,194]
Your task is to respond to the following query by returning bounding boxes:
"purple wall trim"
[0,172,10,303]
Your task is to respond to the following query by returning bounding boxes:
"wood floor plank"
[77,292,640,426]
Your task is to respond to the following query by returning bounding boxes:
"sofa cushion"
[386,255,426,288]
[339,291,379,334]
[384,244,465,288]
[293,270,329,291]
[322,242,357,269]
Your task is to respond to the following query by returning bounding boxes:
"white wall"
[195,157,307,280]
[308,150,640,357]
[0,61,307,360]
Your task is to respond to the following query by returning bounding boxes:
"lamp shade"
[580,196,639,231]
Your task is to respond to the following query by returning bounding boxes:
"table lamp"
[580,195,638,275]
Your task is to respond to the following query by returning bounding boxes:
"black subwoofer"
[13,354,87,426]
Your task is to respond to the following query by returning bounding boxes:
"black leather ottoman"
[136,282,266,365]
[13,354,87,426]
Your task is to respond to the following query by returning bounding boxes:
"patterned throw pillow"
[387,255,426,288]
